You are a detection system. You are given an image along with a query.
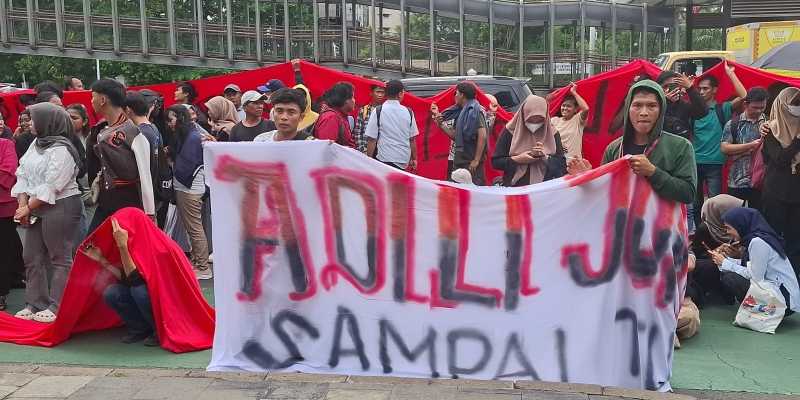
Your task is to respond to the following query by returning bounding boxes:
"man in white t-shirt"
[254,88,314,142]
[550,83,590,159]
[365,80,418,170]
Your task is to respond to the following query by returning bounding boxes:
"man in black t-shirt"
[229,91,276,142]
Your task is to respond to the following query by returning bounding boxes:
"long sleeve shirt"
[721,238,800,312]
[11,139,80,205]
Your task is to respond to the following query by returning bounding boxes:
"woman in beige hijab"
[762,86,800,275]
[204,96,238,140]
[491,95,565,186]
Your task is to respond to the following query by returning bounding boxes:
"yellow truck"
[653,20,800,78]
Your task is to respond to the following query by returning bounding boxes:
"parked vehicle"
[401,76,533,112]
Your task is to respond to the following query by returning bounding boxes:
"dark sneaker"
[143,335,160,347]
[121,332,151,344]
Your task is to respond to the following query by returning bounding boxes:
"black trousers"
[762,196,800,278]
[0,216,24,296]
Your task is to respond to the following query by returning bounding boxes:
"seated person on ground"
[81,217,158,346]
[711,208,800,316]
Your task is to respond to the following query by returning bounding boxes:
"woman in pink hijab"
[491,95,566,186]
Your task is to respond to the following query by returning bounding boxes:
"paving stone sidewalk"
[0,363,697,400]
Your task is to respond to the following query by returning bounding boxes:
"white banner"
[205,141,688,391]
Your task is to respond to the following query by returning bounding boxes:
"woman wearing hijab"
[292,84,319,132]
[688,194,745,306]
[712,208,800,314]
[11,102,83,323]
[761,86,800,276]
[492,95,566,186]
[204,96,238,141]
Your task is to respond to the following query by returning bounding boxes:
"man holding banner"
[570,80,697,205]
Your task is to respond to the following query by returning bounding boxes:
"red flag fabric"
[0,208,215,353]
[3,59,799,183]
[545,60,663,168]
[694,60,800,109]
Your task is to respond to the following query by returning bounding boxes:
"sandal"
[14,307,35,320]
[32,309,56,323]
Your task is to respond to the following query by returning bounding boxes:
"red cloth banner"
[545,60,663,167]
[0,208,215,353]
[694,60,800,109]
[2,59,799,181]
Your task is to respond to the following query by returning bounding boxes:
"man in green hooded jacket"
[569,80,697,204]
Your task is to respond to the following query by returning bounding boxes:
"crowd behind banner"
[0,56,798,354]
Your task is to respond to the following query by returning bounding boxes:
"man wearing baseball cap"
[223,84,244,121]
[228,90,276,142]
[257,79,286,100]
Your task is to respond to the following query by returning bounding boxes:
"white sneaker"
[14,307,35,320]
[32,309,56,323]
[194,267,213,280]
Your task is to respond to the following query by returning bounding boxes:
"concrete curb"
[0,363,695,399]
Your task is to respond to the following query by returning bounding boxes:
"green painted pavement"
[1,283,799,394]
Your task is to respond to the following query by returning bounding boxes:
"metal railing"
[0,0,676,85]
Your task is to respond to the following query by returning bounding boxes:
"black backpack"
[151,137,174,203]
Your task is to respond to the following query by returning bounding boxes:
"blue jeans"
[688,164,723,234]
[103,283,155,336]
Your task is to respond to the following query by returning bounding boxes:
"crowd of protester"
[0,59,798,346]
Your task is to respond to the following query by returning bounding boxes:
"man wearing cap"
[223,84,245,121]
[229,90,276,142]
[257,79,287,101]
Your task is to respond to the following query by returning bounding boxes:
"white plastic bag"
[734,280,787,334]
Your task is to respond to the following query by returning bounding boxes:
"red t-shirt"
[314,107,355,148]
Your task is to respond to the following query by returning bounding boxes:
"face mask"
[787,105,800,117]
[526,122,543,133]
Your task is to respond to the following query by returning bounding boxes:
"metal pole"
[400,0,407,74]
[140,0,149,56]
[548,0,555,87]
[673,6,680,52]
[641,3,648,59]
[518,0,524,78]
[579,0,586,79]
[82,0,91,51]
[610,0,617,68]
[284,0,291,61]
[255,0,263,62]
[111,0,120,54]
[227,0,234,61]
[95,58,100,80]
[54,0,64,50]
[26,0,35,48]
[488,0,494,75]
[314,0,320,62]
[458,0,464,75]
[197,0,206,58]
[340,0,347,64]
[370,0,376,69]
[429,0,435,76]
[167,0,177,57]
[0,0,7,45]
